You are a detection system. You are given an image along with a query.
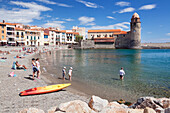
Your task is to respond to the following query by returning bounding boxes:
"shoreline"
[0,47,89,113]
[38,49,142,102]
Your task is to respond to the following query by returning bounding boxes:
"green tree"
[75,35,83,42]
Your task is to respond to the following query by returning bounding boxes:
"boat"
[19,83,71,96]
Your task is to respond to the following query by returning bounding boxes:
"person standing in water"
[68,67,73,81]
[62,67,66,80]
[119,67,125,80]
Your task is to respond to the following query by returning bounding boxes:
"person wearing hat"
[62,67,66,80]
[68,67,73,81]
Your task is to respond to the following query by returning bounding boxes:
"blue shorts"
[33,67,38,73]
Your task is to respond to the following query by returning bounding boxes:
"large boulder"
[59,100,95,113]
[127,109,144,113]
[130,97,170,110]
[47,106,63,113]
[100,108,128,113]
[88,95,109,112]
[143,107,156,113]
[156,98,170,109]
[19,108,45,113]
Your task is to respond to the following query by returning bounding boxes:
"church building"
[87,13,141,49]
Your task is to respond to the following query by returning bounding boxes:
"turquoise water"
[43,49,170,101]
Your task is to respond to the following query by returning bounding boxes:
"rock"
[131,97,165,110]
[127,109,144,113]
[19,108,45,113]
[100,108,128,113]
[108,102,123,108]
[143,107,156,113]
[59,100,95,113]
[156,98,170,109]
[88,95,108,112]
[47,106,59,113]
[165,107,170,113]
[155,107,164,113]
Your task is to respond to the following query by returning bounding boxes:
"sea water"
[43,49,170,101]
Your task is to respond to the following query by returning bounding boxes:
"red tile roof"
[88,29,121,33]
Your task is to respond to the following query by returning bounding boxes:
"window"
[2,35,4,39]
[21,32,24,36]
[34,36,36,40]
[31,36,33,40]
[17,32,19,35]
[2,30,4,33]
[2,26,4,29]
[17,37,19,38]
[27,36,29,39]
[38,36,39,39]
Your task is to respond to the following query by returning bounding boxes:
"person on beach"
[32,58,39,80]
[119,67,125,80]
[62,67,66,80]
[15,61,27,69]
[68,67,73,81]
[36,58,40,79]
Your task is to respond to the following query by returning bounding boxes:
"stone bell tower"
[130,12,141,49]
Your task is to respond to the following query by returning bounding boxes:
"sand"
[0,46,89,113]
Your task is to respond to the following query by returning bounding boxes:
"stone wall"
[94,43,115,49]
[80,40,95,49]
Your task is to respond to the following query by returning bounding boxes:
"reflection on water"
[43,49,170,101]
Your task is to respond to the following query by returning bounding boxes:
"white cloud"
[118,7,135,13]
[87,22,130,30]
[36,0,56,4]
[76,0,103,8]
[44,15,51,18]
[139,4,156,10]
[64,18,74,21]
[166,33,170,36]
[115,1,130,7]
[78,16,95,26]
[55,3,72,7]
[107,16,115,20]
[42,21,66,29]
[0,1,52,24]
[36,0,72,7]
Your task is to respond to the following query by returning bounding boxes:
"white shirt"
[120,69,125,75]
[69,69,72,76]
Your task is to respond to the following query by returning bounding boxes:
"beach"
[0,46,89,113]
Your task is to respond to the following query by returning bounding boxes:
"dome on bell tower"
[132,12,140,18]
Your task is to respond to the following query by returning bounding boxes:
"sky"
[0,0,170,43]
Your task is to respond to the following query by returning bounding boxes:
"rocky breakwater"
[18,96,170,113]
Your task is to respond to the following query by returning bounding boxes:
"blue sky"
[0,0,170,42]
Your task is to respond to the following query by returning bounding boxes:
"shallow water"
[41,49,170,101]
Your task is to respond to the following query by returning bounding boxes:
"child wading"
[68,67,73,81]
[119,67,125,80]
[62,67,66,80]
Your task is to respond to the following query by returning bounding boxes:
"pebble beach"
[0,46,89,113]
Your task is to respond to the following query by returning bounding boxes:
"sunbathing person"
[16,55,25,59]
[15,61,27,69]
[0,57,7,59]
